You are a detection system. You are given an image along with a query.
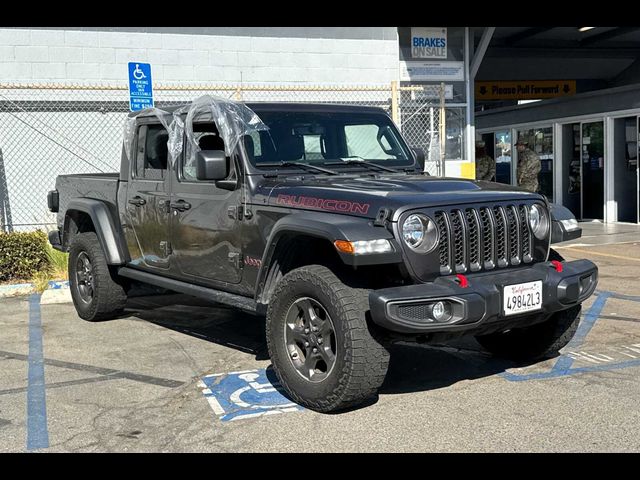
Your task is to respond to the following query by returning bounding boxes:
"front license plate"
[503,281,543,316]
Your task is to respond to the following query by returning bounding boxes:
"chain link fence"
[0,82,445,232]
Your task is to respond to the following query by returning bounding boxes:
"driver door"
[169,122,243,285]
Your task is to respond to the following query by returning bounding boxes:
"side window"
[344,124,395,159]
[135,124,169,180]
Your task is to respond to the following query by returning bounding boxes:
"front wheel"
[266,265,390,412]
[475,305,582,362]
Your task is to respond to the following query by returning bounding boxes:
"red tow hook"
[455,274,469,288]
[551,260,563,273]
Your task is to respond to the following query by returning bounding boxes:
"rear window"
[135,124,169,180]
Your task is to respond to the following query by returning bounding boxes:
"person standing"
[515,138,541,192]
[475,140,496,181]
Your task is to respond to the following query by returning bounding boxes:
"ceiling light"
[578,27,596,32]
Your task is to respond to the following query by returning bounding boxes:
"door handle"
[170,200,192,212]
[128,196,146,206]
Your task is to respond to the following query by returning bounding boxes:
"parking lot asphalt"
[1,233,639,452]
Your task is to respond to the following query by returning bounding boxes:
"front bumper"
[369,259,598,334]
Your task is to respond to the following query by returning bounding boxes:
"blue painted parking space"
[501,290,640,382]
[198,369,303,422]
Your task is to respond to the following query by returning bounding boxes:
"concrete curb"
[0,280,70,300]
[0,282,36,297]
[40,286,72,304]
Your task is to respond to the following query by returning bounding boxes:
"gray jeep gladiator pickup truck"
[47,96,597,412]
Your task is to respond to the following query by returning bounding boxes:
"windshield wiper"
[324,157,398,173]
[258,161,338,176]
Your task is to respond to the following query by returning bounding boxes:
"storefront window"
[445,107,466,161]
[515,127,554,201]
[494,130,512,185]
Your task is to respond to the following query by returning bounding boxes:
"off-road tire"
[68,232,127,321]
[475,305,582,362]
[266,265,390,412]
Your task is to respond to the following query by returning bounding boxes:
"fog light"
[431,301,452,322]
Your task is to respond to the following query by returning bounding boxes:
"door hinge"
[228,205,252,220]
[160,241,172,256]
[228,251,241,269]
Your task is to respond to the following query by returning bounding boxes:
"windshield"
[243,109,414,169]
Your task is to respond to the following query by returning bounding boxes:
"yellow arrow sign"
[476,80,576,100]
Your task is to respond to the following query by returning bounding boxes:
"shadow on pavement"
[123,293,270,361]
[121,292,527,400]
[380,341,518,395]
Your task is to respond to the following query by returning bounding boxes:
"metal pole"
[439,82,446,177]
[429,106,435,174]
[465,27,474,170]
[0,147,13,232]
[391,81,400,125]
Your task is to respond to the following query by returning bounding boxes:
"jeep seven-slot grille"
[435,205,534,274]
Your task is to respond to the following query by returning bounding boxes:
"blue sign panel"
[128,62,153,112]
[199,369,304,422]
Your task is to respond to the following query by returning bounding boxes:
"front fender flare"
[255,212,403,302]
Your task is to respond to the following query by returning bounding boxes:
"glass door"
[613,116,638,223]
[494,130,512,185]
[515,127,553,201]
[581,121,605,220]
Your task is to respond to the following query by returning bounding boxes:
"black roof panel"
[130,101,387,118]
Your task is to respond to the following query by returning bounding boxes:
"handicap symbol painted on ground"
[500,290,640,382]
[198,369,303,421]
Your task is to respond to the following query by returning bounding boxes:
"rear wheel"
[68,232,127,321]
[266,265,390,412]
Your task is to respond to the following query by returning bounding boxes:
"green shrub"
[0,230,50,282]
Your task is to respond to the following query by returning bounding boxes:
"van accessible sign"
[128,62,154,112]
[411,27,447,59]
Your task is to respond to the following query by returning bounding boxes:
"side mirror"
[196,150,228,181]
[411,147,425,172]
[549,203,582,244]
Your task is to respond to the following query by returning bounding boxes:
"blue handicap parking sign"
[199,369,304,422]
[128,62,154,112]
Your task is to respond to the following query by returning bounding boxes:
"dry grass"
[30,245,69,292]
[47,245,68,281]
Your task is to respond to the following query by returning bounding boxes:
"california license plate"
[503,281,543,316]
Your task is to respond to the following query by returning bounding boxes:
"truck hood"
[261,173,545,220]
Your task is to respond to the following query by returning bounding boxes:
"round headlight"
[402,214,438,253]
[529,204,549,239]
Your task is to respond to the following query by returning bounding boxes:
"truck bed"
[55,173,120,230]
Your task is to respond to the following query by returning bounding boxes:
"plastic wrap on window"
[168,95,269,166]
[122,107,173,163]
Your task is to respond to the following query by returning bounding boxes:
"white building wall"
[0,28,399,85]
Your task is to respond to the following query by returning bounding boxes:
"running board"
[118,267,258,313]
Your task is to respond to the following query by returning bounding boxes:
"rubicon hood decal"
[276,194,370,215]
[262,175,545,219]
